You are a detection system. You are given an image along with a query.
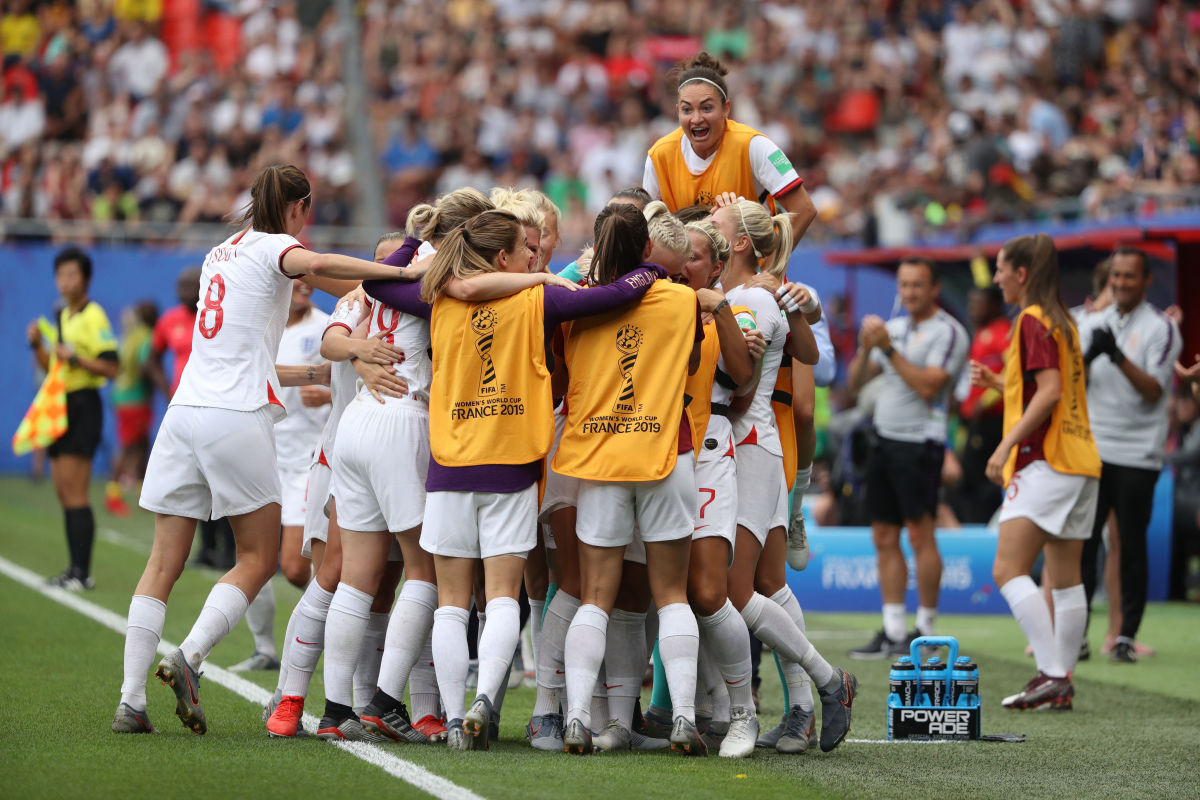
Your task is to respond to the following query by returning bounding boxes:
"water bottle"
[951,656,979,707]
[922,657,947,706]
[889,656,918,707]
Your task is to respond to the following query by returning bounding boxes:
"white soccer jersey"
[725,284,789,457]
[357,296,433,410]
[171,228,305,420]
[274,306,332,469]
[700,347,735,462]
[316,300,368,465]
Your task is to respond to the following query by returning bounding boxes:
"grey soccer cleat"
[786,509,810,570]
[756,713,785,748]
[263,688,283,723]
[719,706,758,758]
[155,648,207,735]
[593,720,632,752]
[630,728,671,751]
[445,718,468,750]
[112,703,158,734]
[775,704,815,754]
[463,696,493,750]
[817,668,858,752]
[642,704,673,738]
[316,714,387,742]
[229,651,281,672]
[669,716,708,756]
[526,712,565,751]
[562,718,594,754]
[700,719,728,751]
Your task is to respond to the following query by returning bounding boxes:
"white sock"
[604,608,647,730]
[643,602,659,655]
[354,612,390,710]
[697,599,754,711]
[916,606,938,637]
[245,579,277,659]
[120,595,166,708]
[376,580,437,703]
[771,586,806,632]
[703,644,731,725]
[322,583,373,707]
[528,597,544,668]
[1001,576,1063,678]
[534,590,578,717]
[282,580,334,698]
[409,633,440,720]
[657,602,699,725]
[882,602,907,643]
[694,643,717,719]
[433,606,471,721]
[739,592,834,688]
[476,610,486,652]
[1052,584,1087,676]
[181,582,249,670]
[564,603,608,730]
[795,465,812,495]
[477,597,520,703]
[591,663,610,725]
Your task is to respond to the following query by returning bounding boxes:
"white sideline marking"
[0,554,485,800]
[846,738,961,745]
[99,527,150,555]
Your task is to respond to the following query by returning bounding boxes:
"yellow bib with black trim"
[648,119,777,213]
[59,302,117,392]
[555,281,696,481]
[1002,305,1101,485]
[428,286,553,467]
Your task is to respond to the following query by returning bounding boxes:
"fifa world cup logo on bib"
[471,306,499,396]
[612,323,643,414]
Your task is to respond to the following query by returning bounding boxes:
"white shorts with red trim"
[140,405,281,520]
[333,399,429,534]
[734,442,788,546]
[301,461,332,559]
[575,457,697,550]
[539,407,579,523]
[421,485,538,559]
[999,460,1098,540]
[693,453,737,556]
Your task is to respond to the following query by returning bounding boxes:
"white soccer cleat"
[718,706,758,758]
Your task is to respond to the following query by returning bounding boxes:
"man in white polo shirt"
[1077,248,1181,663]
[847,258,969,658]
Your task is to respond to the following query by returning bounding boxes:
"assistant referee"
[26,247,119,591]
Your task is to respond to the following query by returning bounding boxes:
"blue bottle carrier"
[887,635,981,740]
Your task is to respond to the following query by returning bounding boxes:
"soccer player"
[1077,247,1181,662]
[971,233,1100,710]
[232,279,333,673]
[364,209,662,750]
[848,258,968,658]
[709,197,856,755]
[106,300,158,517]
[113,164,412,735]
[26,246,119,591]
[554,202,705,755]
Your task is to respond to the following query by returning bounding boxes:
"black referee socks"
[64,506,95,579]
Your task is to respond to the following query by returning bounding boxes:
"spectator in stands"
[1077,248,1182,662]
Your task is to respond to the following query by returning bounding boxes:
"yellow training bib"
[428,287,554,467]
[648,120,777,213]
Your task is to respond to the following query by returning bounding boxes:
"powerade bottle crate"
[887,636,981,741]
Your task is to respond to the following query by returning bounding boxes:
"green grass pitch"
[0,476,1197,799]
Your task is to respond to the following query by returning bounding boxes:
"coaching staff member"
[848,258,968,658]
[1078,248,1181,663]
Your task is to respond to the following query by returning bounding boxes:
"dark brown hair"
[1002,233,1078,353]
[588,203,649,286]
[672,51,729,100]
[234,164,310,234]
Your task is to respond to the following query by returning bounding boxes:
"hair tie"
[462,228,473,247]
[678,76,727,100]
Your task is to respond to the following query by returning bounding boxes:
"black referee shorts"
[47,389,103,459]
[866,434,943,526]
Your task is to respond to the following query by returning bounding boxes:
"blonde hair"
[685,220,730,277]
[420,210,522,303]
[526,188,561,231]
[405,204,435,238]
[422,188,494,244]
[729,198,792,279]
[489,187,546,233]
[643,200,691,261]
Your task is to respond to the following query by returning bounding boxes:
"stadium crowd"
[3,0,1200,246]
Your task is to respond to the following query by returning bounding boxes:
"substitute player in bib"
[363,210,662,751]
[114,165,415,736]
[971,233,1101,710]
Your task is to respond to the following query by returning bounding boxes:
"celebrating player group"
[110,51,1102,758]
